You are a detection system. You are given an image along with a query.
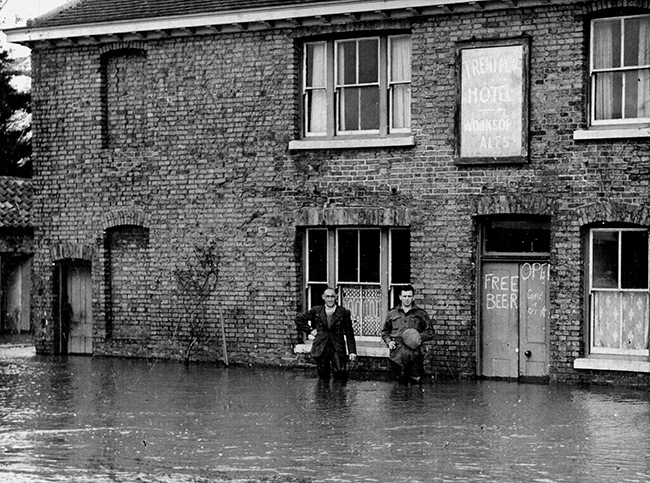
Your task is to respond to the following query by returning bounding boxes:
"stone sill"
[573,127,650,140]
[289,136,415,150]
[295,339,389,358]
[574,357,650,373]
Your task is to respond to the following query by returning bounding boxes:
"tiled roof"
[32,0,329,28]
[0,177,32,228]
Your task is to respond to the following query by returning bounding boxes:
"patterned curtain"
[593,291,649,351]
[341,285,382,336]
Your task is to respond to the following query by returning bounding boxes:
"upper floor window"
[590,14,650,126]
[303,34,411,139]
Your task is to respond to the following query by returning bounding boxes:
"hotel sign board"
[456,39,529,164]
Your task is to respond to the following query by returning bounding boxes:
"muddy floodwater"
[1,348,650,483]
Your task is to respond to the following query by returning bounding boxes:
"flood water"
[1,348,650,483]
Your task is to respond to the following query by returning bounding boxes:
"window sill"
[289,136,415,151]
[573,127,650,140]
[294,338,389,358]
[574,357,650,373]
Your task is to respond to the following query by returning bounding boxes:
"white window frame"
[304,227,410,337]
[335,37,381,135]
[588,227,650,357]
[301,34,411,140]
[589,13,650,127]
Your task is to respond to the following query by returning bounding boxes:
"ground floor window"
[304,227,409,336]
[588,227,649,356]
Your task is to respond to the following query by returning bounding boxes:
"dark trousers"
[314,342,348,379]
[389,343,424,383]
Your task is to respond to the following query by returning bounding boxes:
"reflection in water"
[1,352,650,482]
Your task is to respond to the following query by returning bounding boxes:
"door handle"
[524,350,532,357]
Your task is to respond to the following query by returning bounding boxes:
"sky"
[1,0,70,55]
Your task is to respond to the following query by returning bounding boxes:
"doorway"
[56,259,93,355]
[479,217,550,380]
[1,256,32,334]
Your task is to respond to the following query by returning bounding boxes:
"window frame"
[589,13,650,127]
[587,227,650,357]
[303,227,410,337]
[300,33,412,141]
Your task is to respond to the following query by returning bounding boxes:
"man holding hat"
[381,285,434,384]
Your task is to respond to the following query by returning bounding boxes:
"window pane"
[391,230,410,284]
[592,292,621,348]
[594,72,623,120]
[593,19,621,69]
[305,43,327,135]
[592,231,619,289]
[391,84,411,129]
[340,87,360,131]
[358,39,378,84]
[338,230,358,282]
[306,42,326,87]
[306,90,327,134]
[307,230,327,282]
[485,219,550,253]
[309,284,329,308]
[622,292,649,349]
[638,16,650,65]
[390,36,411,82]
[359,230,380,283]
[623,16,650,67]
[624,70,641,118]
[624,18,642,67]
[621,231,648,289]
[359,87,380,130]
[337,41,357,85]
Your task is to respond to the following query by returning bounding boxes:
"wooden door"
[481,263,520,378]
[518,262,549,378]
[480,262,549,379]
[63,262,93,355]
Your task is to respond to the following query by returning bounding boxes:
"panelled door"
[59,261,93,355]
[481,261,549,379]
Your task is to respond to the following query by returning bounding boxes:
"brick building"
[0,177,33,335]
[5,0,650,385]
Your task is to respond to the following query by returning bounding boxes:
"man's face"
[322,290,337,308]
[399,290,414,308]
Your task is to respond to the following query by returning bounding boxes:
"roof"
[0,177,32,228]
[32,0,326,28]
[5,0,572,46]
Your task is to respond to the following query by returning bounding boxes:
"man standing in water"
[295,287,357,379]
[381,285,434,384]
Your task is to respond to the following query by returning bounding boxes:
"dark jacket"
[295,305,357,358]
[381,304,434,346]
[381,304,434,368]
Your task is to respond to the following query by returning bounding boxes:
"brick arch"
[51,243,94,262]
[473,194,555,217]
[581,0,650,14]
[574,201,650,227]
[101,209,150,230]
[99,42,148,57]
